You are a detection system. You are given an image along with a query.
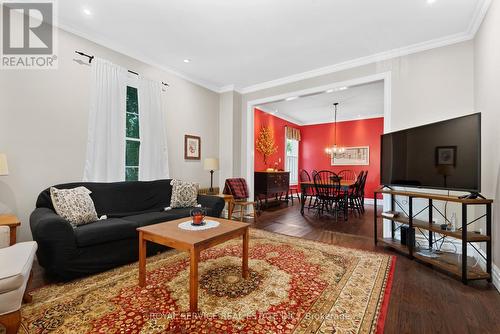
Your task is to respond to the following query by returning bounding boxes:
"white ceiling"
[57,0,489,92]
[257,81,384,125]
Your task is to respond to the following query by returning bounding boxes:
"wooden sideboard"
[254,171,290,208]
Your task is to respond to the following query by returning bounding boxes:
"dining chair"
[313,170,346,220]
[280,186,300,206]
[348,171,365,216]
[300,169,317,210]
[338,169,357,182]
[360,171,368,212]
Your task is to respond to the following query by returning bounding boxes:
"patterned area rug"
[20,229,395,333]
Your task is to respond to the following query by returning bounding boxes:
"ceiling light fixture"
[427,0,436,4]
[83,8,92,16]
[338,86,348,91]
[325,103,346,155]
[183,59,191,63]
[285,96,298,101]
[325,89,335,93]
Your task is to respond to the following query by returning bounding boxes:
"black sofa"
[30,179,225,281]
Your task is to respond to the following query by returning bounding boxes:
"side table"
[0,214,21,246]
[210,194,234,220]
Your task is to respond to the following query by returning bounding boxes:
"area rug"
[20,229,395,334]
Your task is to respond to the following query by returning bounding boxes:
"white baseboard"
[491,264,500,292]
[364,198,373,205]
[364,198,383,206]
[473,247,500,292]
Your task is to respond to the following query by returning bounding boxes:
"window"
[125,86,140,181]
[285,138,299,185]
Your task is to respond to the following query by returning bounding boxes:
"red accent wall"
[254,108,301,172]
[253,108,383,199]
[300,117,384,199]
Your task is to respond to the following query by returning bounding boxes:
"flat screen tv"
[381,113,481,192]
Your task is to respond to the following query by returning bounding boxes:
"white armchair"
[0,241,37,334]
[0,226,9,249]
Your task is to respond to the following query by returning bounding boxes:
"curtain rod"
[75,51,170,87]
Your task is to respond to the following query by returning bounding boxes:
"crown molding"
[54,0,490,96]
[56,22,223,93]
[467,0,491,37]
[218,85,237,93]
[299,114,385,126]
[254,106,304,126]
[238,32,472,94]
[238,0,491,95]
[255,105,384,126]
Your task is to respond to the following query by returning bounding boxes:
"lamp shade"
[0,153,8,176]
[203,158,219,171]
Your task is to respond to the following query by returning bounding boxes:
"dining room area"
[251,80,384,239]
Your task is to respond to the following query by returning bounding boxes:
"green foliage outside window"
[126,86,140,181]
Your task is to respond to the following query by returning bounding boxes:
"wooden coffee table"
[137,217,250,312]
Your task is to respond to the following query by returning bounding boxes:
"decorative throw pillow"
[170,179,199,208]
[50,186,98,227]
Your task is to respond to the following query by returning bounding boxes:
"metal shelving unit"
[374,189,492,284]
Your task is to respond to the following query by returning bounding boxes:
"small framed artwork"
[435,146,456,166]
[332,146,370,166]
[184,135,201,160]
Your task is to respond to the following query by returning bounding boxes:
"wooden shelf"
[377,237,410,255]
[377,237,490,280]
[414,251,490,280]
[375,189,493,204]
[379,215,490,242]
[374,189,492,284]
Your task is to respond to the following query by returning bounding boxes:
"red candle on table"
[193,214,203,225]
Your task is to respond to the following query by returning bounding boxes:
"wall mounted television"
[380,113,481,193]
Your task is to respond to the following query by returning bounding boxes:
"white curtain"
[83,58,128,182]
[138,78,169,180]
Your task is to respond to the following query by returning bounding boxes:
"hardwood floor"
[252,203,500,334]
[29,202,500,333]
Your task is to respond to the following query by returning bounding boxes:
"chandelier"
[324,102,345,155]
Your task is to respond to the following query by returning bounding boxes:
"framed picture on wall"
[184,135,201,160]
[331,146,370,166]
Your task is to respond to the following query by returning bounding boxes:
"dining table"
[299,180,355,215]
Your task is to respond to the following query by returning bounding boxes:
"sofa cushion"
[50,186,98,227]
[74,218,139,247]
[124,208,193,227]
[170,180,199,208]
[36,179,173,216]
[0,241,37,294]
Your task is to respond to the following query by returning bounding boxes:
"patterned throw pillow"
[50,186,98,227]
[170,180,199,208]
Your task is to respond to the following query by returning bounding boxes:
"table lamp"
[203,158,219,194]
[0,154,8,176]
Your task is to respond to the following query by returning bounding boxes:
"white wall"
[475,0,500,269]
[229,40,476,252]
[0,20,220,242]
[237,41,474,180]
[219,91,234,189]
[230,36,500,273]
[218,91,243,189]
